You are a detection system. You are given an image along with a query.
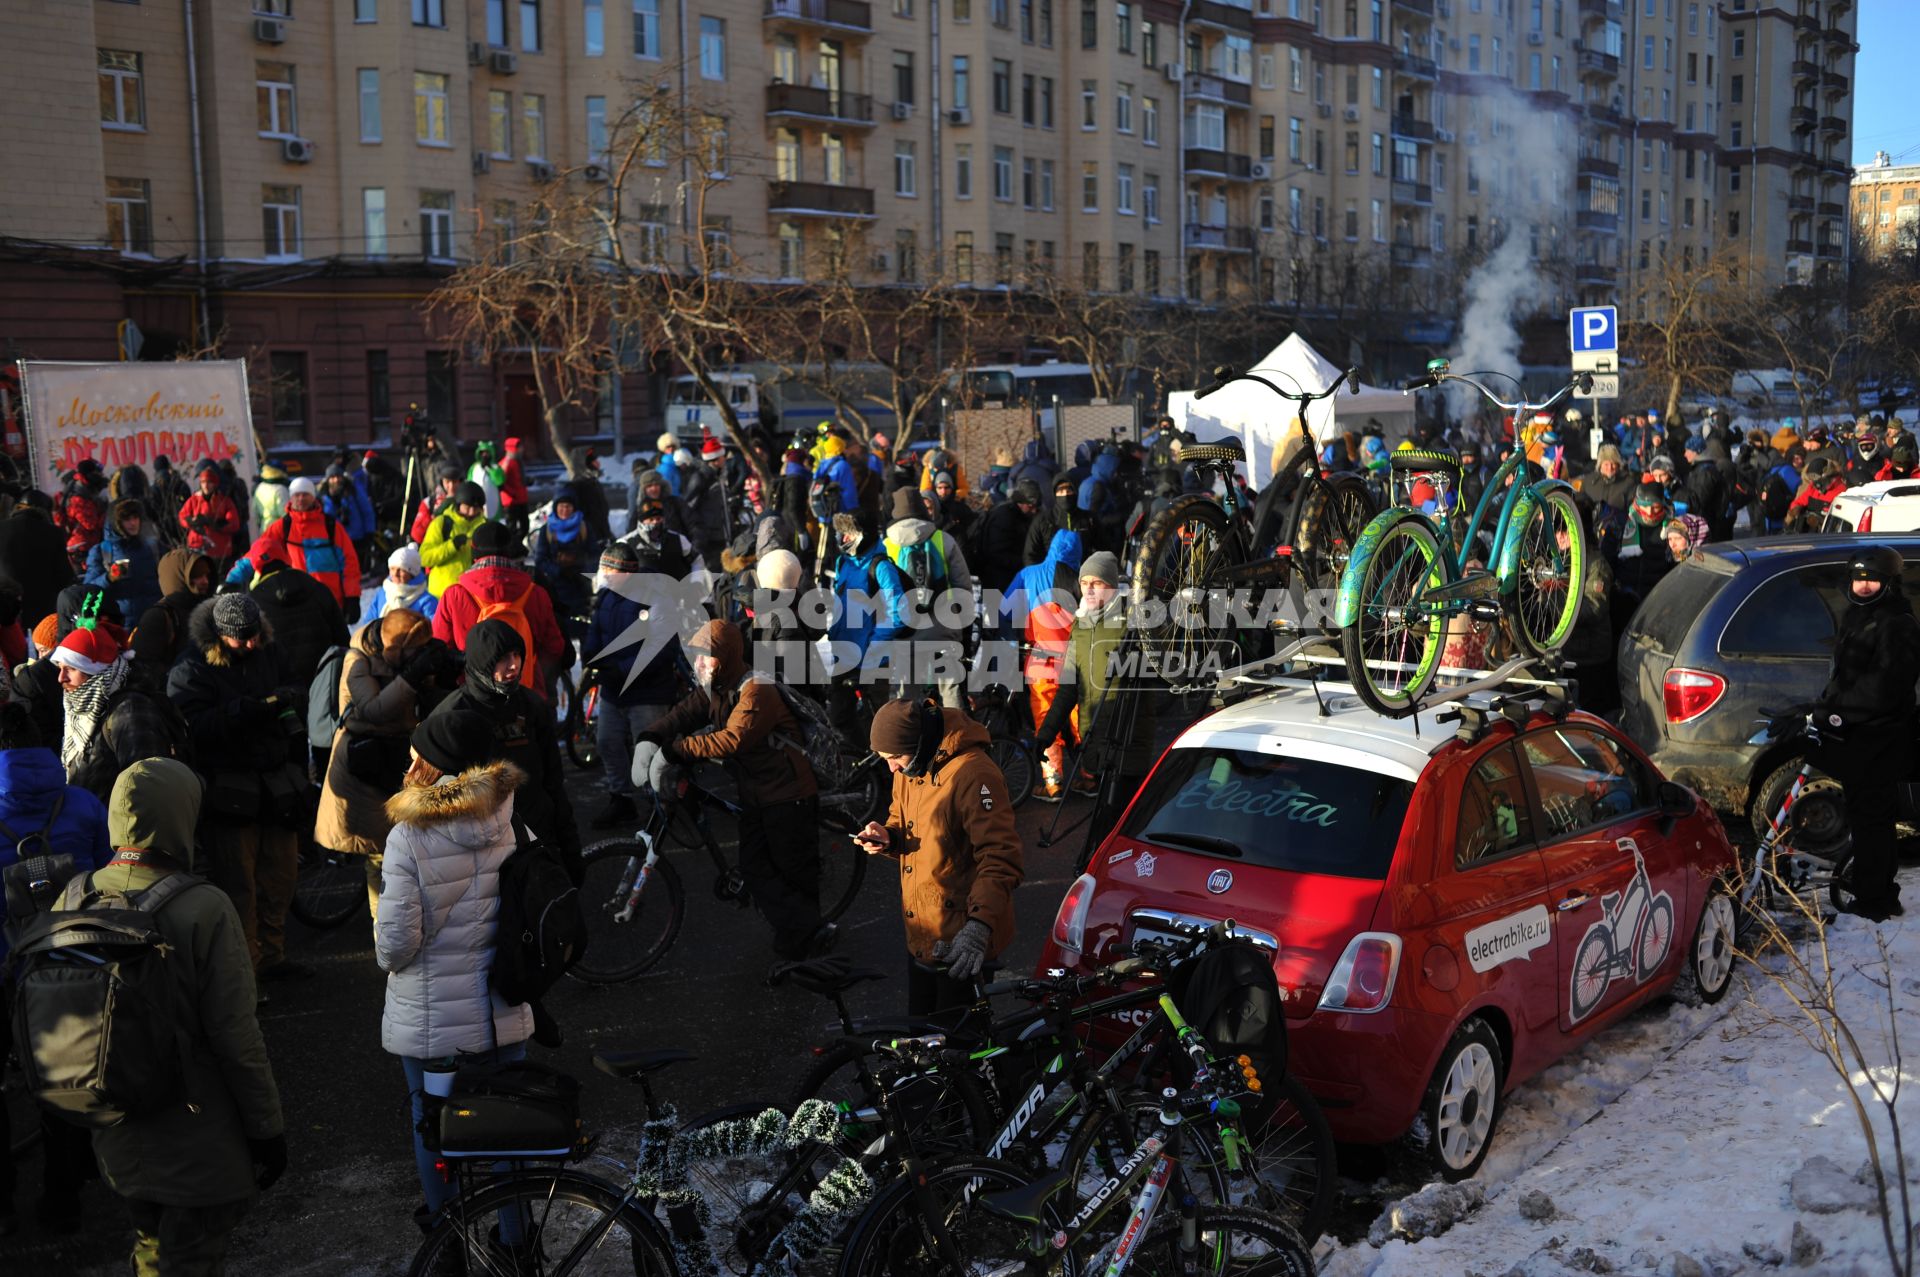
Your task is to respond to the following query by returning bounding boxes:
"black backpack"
[7,870,200,1128]
[1166,939,1288,1088]
[491,821,588,1007]
[1760,472,1795,524]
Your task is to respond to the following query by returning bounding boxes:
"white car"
[1822,479,1920,534]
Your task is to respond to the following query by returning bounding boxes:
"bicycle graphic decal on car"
[1567,841,1676,1025]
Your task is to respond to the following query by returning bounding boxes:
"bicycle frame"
[1739,718,1850,917]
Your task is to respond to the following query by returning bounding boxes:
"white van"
[1822,479,1920,534]
[665,373,760,444]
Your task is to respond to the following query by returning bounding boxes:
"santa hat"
[701,436,724,458]
[364,450,379,464]
[505,437,522,451]
[52,626,122,676]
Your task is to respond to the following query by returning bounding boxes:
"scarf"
[546,509,584,543]
[382,573,429,617]
[465,669,513,711]
[61,654,131,776]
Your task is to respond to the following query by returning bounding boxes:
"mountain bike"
[969,680,1037,808]
[289,830,369,929]
[1739,708,1859,930]
[1337,360,1594,716]
[570,773,868,984]
[1131,365,1377,676]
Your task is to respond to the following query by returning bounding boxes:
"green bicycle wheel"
[1503,487,1586,660]
[1341,516,1448,717]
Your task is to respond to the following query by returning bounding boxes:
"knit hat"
[600,541,640,573]
[471,522,521,559]
[435,459,463,483]
[411,710,499,776]
[756,548,803,591]
[932,470,956,489]
[325,463,346,479]
[1080,551,1121,587]
[1683,435,1707,454]
[869,698,927,757]
[212,592,264,639]
[1596,444,1624,465]
[453,481,486,508]
[701,436,724,459]
[553,482,580,509]
[636,500,667,522]
[891,486,930,523]
[51,626,121,676]
[388,543,422,576]
[289,477,317,499]
[364,450,379,465]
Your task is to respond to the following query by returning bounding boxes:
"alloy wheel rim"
[1437,1041,1496,1168]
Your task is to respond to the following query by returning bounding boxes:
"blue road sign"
[1569,305,1618,354]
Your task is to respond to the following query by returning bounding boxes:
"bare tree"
[1017,266,1144,402]
[1723,271,1860,426]
[1621,243,1740,422]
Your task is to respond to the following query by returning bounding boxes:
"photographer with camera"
[179,460,244,568]
[167,593,312,981]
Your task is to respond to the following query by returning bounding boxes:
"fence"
[944,401,1142,486]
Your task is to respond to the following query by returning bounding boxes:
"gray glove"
[934,919,993,982]
[630,740,678,794]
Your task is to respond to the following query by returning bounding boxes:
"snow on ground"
[1323,869,1920,1276]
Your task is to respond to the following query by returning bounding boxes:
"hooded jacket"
[1035,595,1162,775]
[1008,440,1056,493]
[884,516,975,645]
[132,547,216,670]
[679,461,730,556]
[361,571,439,628]
[828,540,912,661]
[429,620,578,865]
[167,596,297,775]
[251,559,349,691]
[320,475,376,542]
[376,761,537,1059]
[650,618,816,805]
[582,580,683,708]
[0,746,109,962]
[1077,450,1123,522]
[628,469,695,540]
[1003,528,1084,625]
[1820,578,1920,731]
[178,479,244,561]
[315,620,430,857]
[1024,474,1093,564]
[419,506,488,597]
[432,559,567,671]
[251,467,289,533]
[0,504,75,627]
[256,504,360,608]
[872,709,1023,961]
[83,499,163,627]
[565,446,613,544]
[88,759,283,1207]
[972,495,1035,595]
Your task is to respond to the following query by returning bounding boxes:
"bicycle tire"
[817,831,869,924]
[1340,515,1448,717]
[1133,1205,1316,1277]
[837,1158,1075,1277]
[1060,1093,1233,1268]
[789,1040,995,1157]
[1237,1074,1337,1240]
[987,734,1036,808]
[407,1168,676,1277]
[1504,486,1586,659]
[1294,474,1377,596]
[819,758,887,837]
[553,669,575,731]
[566,683,600,770]
[673,1102,850,1274]
[1131,495,1240,675]
[568,839,687,984]
[289,840,367,930]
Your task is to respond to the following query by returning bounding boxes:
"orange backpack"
[474,582,540,688]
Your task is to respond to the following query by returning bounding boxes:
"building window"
[953,57,971,111]
[634,0,659,57]
[485,90,511,157]
[1732,29,1744,59]
[1040,159,1055,208]
[412,0,445,26]
[778,222,804,278]
[355,0,377,19]
[1144,248,1160,293]
[1371,132,1384,175]
[1116,83,1133,133]
[705,114,730,177]
[523,94,547,159]
[421,190,454,260]
[636,203,667,261]
[362,187,387,256]
[359,69,383,142]
[98,50,145,130]
[1143,172,1158,223]
[896,229,917,282]
[1081,0,1096,47]
[895,0,913,16]
[415,72,450,145]
[486,0,509,44]
[1289,117,1303,162]
[1117,162,1134,213]
[993,59,1012,113]
[895,140,917,195]
[366,350,391,427]
[269,352,308,443]
[262,184,301,259]
[425,350,458,427]
[990,0,1008,27]
[584,0,603,54]
[1371,198,1384,242]
[992,146,1013,200]
[105,177,151,254]
[895,51,915,106]
[1082,79,1097,129]
[1117,242,1134,291]
[1042,77,1055,128]
[774,128,801,180]
[994,233,1014,283]
[520,0,542,51]
[256,61,297,138]
[1020,73,1035,124]
[1022,155,1036,206]
[1116,1,1133,52]
[1142,95,1158,144]
[954,230,974,282]
[699,17,726,79]
[955,143,972,198]
[1082,161,1098,211]
[1083,242,1099,288]
[585,96,607,162]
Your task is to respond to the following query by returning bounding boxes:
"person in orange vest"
[429,522,566,688]
[253,477,362,621]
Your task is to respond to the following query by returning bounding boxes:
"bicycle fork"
[609,831,660,924]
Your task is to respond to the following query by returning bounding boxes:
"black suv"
[1615,533,1920,847]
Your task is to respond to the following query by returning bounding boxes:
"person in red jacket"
[1785,456,1849,533]
[57,459,108,556]
[255,477,361,618]
[178,460,244,567]
[408,460,462,546]
[430,521,566,686]
[499,437,531,539]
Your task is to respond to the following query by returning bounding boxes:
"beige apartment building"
[0,0,1856,447]
[1851,149,1920,270]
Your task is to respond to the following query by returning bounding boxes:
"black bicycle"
[289,829,369,930]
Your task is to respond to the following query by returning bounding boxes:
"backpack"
[0,797,73,940]
[1165,938,1288,1093]
[491,821,587,1007]
[89,685,195,775]
[889,533,952,607]
[808,476,844,524]
[474,583,540,689]
[1760,471,1796,524]
[7,870,200,1128]
[280,509,343,578]
[751,674,850,790]
[307,643,350,749]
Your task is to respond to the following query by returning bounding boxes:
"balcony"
[1184,72,1252,107]
[1391,0,1435,15]
[1792,12,1820,32]
[1792,60,1821,82]
[1391,180,1433,205]
[1819,200,1845,216]
[1821,156,1852,176]
[1190,0,1254,32]
[766,181,875,217]
[1822,73,1850,96]
[1790,105,1817,130]
[1391,242,1433,268]
[1390,114,1436,142]
[1824,23,1853,47]
[765,83,875,127]
[1576,209,1619,232]
[1577,0,1621,18]
[1577,154,1619,179]
[1393,52,1439,81]
[1820,114,1847,136]
[1817,241,1845,260]
[1576,261,1615,285]
[1585,102,1626,129]
[1186,223,1255,252]
[1787,237,1815,254]
[1788,193,1815,212]
[1575,46,1620,79]
[1184,148,1254,179]
[762,0,872,32]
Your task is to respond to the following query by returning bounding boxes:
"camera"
[400,403,436,454]
[260,693,308,743]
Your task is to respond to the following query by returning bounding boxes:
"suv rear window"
[1624,561,1725,656]
[1720,565,1846,658]
[1119,748,1413,880]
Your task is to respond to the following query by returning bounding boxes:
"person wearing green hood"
[88,757,286,1275]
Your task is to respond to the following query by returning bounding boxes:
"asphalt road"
[1,758,1101,1276]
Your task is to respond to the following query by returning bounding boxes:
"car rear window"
[1719,565,1845,658]
[1119,747,1414,880]
[1623,561,1725,656]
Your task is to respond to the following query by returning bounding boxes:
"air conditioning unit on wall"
[473,151,493,175]
[949,106,972,125]
[254,17,286,43]
[281,137,315,163]
[490,51,519,75]
[892,101,912,121]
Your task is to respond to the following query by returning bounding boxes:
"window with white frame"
[954,56,970,110]
[1116,83,1133,133]
[487,0,508,44]
[362,187,388,256]
[262,184,301,259]
[412,0,445,26]
[256,61,296,137]
[421,190,454,260]
[1082,161,1098,210]
[699,17,726,79]
[1040,158,1055,208]
[704,114,730,176]
[1143,96,1158,144]
[520,0,542,52]
[955,143,972,197]
[415,72,450,145]
[778,222,804,278]
[1187,103,1224,150]
[358,69,382,142]
[1116,163,1134,213]
[896,140,917,195]
[823,132,846,184]
[355,0,377,19]
[105,178,151,254]
[636,203,667,262]
[585,96,607,162]
[1142,173,1158,223]
[1371,198,1384,241]
[1224,35,1252,81]
[584,0,604,54]
[1082,79,1097,128]
[523,93,546,159]
[1022,156,1036,206]
[487,90,511,156]
[775,128,801,180]
[98,50,145,130]
[993,146,1013,199]
[634,0,659,56]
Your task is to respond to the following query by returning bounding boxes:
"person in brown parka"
[853,697,1025,1014]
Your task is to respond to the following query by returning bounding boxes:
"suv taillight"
[1318,932,1402,1014]
[1052,874,1096,954]
[1663,667,1727,724]
[1858,505,1874,533]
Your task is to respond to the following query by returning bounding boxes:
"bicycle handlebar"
[1197,364,1364,406]
[1404,368,1594,417]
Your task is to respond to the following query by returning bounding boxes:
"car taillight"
[1052,873,1096,954]
[1318,932,1402,1014]
[1663,667,1727,724]
[1858,505,1874,533]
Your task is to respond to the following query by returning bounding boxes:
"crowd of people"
[0,394,1912,1270]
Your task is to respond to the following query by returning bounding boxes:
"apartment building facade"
[0,0,1855,448]
[1851,150,1920,270]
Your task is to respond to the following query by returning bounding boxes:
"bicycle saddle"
[976,1170,1075,1225]
[591,1048,698,1081]
[1388,446,1462,475]
[1180,435,1246,464]
[767,958,888,997]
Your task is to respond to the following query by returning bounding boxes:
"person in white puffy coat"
[375,709,533,1227]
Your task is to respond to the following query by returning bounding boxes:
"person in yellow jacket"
[917,446,970,499]
[418,481,488,597]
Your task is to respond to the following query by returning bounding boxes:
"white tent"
[1165,334,1416,489]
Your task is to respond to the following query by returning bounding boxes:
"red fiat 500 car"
[1036,682,1740,1179]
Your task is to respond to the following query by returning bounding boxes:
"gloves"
[451,534,468,551]
[399,641,442,689]
[934,918,993,982]
[343,597,361,625]
[632,739,679,794]
[249,1134,288,1191]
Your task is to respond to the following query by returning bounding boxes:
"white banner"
[16,360,260,495]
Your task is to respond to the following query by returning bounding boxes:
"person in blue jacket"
[0,698,112,1236]
[82,498,162,629]
[811,431,868,517]
[358,543,439,630]
[320,463,376,572]
[580,540,685,830]
[1002,527,1085,630]
[1008,438,1056,493]
[826,510,910,679]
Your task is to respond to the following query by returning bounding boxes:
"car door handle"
[1557,893,1591,912]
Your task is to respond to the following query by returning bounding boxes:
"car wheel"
[1671,881,1738,1007]
[1750,759,1851,860]
[1409,1018,1504,1182]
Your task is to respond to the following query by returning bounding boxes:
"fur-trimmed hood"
[185,594,276,666]
[385,760,525,833]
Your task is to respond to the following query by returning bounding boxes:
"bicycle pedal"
[1466,599,1503,623]
[714,872,749,902]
